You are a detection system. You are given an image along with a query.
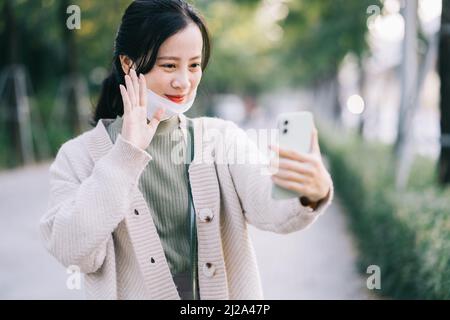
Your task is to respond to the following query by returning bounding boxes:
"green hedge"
[320,125,450,299]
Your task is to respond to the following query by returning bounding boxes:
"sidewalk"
[0,163,375,299]
[249,198,376,299]
[0,162,85,299]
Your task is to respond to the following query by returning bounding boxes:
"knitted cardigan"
[40,114,333,300]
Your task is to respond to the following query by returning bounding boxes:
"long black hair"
[91,0,211,126]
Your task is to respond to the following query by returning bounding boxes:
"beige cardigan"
[40,114,333,300]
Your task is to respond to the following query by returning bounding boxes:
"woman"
[40,0,333,300]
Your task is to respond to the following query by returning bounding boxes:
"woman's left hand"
[269,127,332,205]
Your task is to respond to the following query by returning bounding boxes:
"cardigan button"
[134,209,140,216]
[198,208,214,223]
[202,262,216,278]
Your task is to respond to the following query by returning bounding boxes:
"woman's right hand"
[119,68,165,151]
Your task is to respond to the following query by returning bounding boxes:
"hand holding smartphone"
[271,111,314,200]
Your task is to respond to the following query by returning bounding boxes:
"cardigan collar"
[86,113,188,162]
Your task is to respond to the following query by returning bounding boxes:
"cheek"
[144,70,169,92]
[192,72,202,86]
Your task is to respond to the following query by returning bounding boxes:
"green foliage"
[0,0,378,94]
[279,0,382,84]
[0,0,379,167]
[320,125,450,299]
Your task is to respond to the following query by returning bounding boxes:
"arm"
[40,134,151,273]
[225,121,333,234]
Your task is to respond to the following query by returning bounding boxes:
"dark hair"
[91,0,211,126]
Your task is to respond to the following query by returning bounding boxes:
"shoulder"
[58,126,95,157]
[50,125,98,178]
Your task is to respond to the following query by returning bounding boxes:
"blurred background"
[1,0,449,299]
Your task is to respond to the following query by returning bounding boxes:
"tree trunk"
[3,0,22,166]
[330,71,342,127]
[438,0,450,185]
[357,58,368,136]
[60,0,81,134]
[395,0,418,190]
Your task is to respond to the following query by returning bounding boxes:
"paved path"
[0,162,85,299]
[0,162,376,299]
[249,198,376,299]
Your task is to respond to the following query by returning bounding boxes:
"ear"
[119,55,135,75]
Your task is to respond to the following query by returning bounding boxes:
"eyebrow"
[157,55,202,61]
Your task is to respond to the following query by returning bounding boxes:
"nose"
[171,69,191,92]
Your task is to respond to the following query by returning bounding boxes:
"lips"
[165,94,186,104]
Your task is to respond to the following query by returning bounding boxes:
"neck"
[155,115,180,135]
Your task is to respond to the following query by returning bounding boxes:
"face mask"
[146,87,197,121]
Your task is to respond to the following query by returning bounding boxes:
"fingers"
[272,176,309,196]
[130,69,140,106]
[272,168,310,184]
[139,73,147,108]
[124,69,147,109]
[270,144,315,163]
[119,84,132,113]
[148,108,165,128]
[271,158,315,176]
[125,74,136,108]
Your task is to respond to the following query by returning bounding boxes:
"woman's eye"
[162,64,176,69]
[161,63,201,70]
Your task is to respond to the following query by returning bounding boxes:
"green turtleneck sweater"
[105,115,191,276]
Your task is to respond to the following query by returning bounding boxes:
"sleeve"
[224,122,334,234]
[39,134,152,273]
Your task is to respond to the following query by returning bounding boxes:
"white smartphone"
[271,111,314,200]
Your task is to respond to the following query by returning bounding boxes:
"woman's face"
[144,23,203,104]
